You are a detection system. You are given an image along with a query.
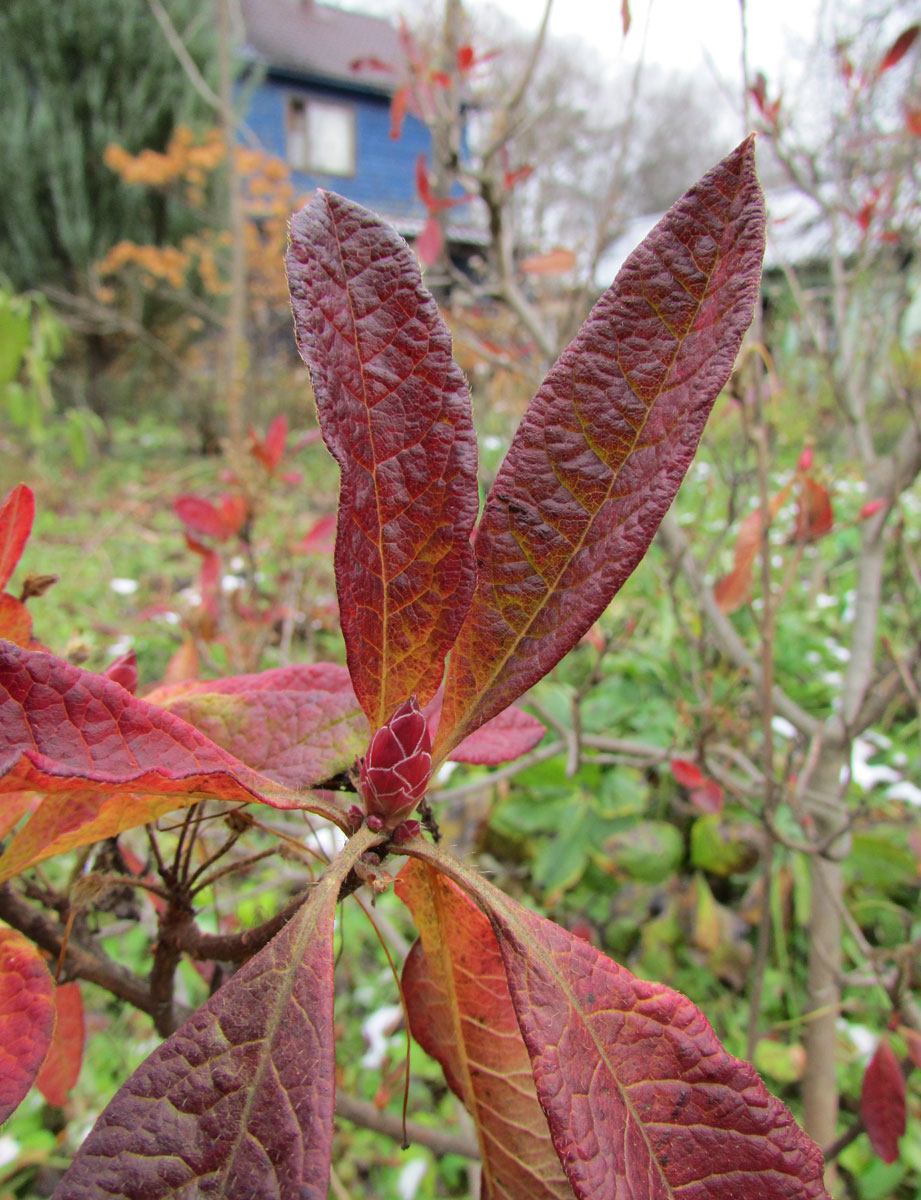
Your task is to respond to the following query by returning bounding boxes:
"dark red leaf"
[396,860,573,1198]
[35,981,84,1107]
[0,484,34,592]
[435,138,766,759]
[53,829,380,1200]
[286,191,479,730]
[104,649,138,694]
[0,926,55,1124]
[147,663,369,791]
[670,758,704,788]
[254,414,288,471]
[876,24,919,76]
[860,1038,906,1164]
[390,85,410,140]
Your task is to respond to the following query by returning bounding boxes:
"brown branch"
[0,884,191,1026]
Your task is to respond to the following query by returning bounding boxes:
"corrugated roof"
[240,0,403,94]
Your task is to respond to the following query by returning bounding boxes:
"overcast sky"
[336,0,826,95]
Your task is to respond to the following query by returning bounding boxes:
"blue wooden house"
[240,0,458,239]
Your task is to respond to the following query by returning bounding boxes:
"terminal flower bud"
[358,697,432,828]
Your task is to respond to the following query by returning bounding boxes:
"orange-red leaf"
[0,484,34,592]
[0,593,33,646]
[53,828,379,1200]
[35,981,84,1107]
[390,84,410,140]
[287,191,479,730]
[715,483,790,615]
[793,476,833,543]
[0,926,55,1123]
[0,642,345,879]
[147,664,369,791]
[435,139,765,758]
[396,860,573,1199]
[860,1038,906,1164]
[520,248,576,276]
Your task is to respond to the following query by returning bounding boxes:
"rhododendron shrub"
[0,139,831,1197]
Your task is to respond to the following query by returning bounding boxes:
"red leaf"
[415,154,469,214]
[218,492,248,535]
[503,165,534,190]
[0,484,34,592]
[860,1039,906,1164]
[0,593,33,647]
[859,498,885,521]
[691,779,724,813]
[670,758,704,788]
[906,106,921,137]
[0,790,36,839]
[103,649,138,694]
[520,248,577,275]
[435,138,766,759]
[797,446,813,472]
[396,861,572,1198]
[0,643,344,879]
[456,43,475,72]
[148,663,369,791]
[794,477,833,543]
[54,829,380,1200]
[175,494,240,541]
[621,0,631,34]
[390,84,410,140]
[349,55,393,73]
[415,214,443,267]
[876,24,919,77]
[0,926,55,1124]
[35,981,84,1107]
[297,513,337,555]
[286,191,479,730]
[447,703,545,765]
[430,70,451,88]
[413,843,830,1198]
[252,415,288,471]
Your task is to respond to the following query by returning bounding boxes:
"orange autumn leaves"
[96,126,301,319]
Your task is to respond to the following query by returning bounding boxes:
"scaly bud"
[358,697,432,829]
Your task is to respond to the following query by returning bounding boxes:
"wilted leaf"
[53,827,381,1200]
[860,1038,906,1164]
[35,981,84,1107]
[148,664,369,790]
[396,860,573,1199]
[412,843,829,1199]
[793,477,833,543]
[0,926,55,1124]
[287,190,479,729]
[0,483,34,592]
[435,138,766,758]
[715,483,790,615]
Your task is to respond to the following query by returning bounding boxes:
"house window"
[286,96,356,177]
